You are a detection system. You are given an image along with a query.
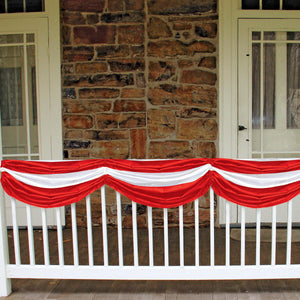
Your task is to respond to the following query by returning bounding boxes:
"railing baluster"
[71,203,79,266]
[148,206,154,267]
[132,201,139,267]
[86,195,94,266]
[210,187,214,266]
[11,198,21,265]
[26,204,35,265]
[163,208,169,267]
[116,192,123,267]
[241,206,246,266]
[286,200,293,265]
[225,202,230,266]
[179,205,184,267]
[41,208,50,266]
[256,208,261,266]
[101,186,109,267]
[271,206,277,266]
[195,198,199,266]
[56,207,64,266]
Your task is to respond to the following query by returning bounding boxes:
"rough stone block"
[96,45,130,58]
[198,56,216,69]
[147,109,175,139]
[119,113,146,128]
[91,140,129,158]
[96,113,120,129]
[62,0,105,12]
[130,129,146,159]
[177,119,217,140]
[79,88,119,99]
[109,59,145,72]
[149,141,193,159]
[148,61,176,82]
[197,141,216,158]
[63,115,93,129]
[195,23,217,38]
[63,46,94,62]
[147,17,172,39]
[74,26,116,44]
[148,85,217,107]
[63,100,112,113]
[181,69,216,85]
[118,25,144,44]
[113,100,146,112]
[75,62,108,74]
[121,88,145,98]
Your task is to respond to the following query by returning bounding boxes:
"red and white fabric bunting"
[1,158,300,209]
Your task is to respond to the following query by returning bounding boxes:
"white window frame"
[219,0,300,223]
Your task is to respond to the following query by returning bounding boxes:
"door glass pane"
[287,43,300,128]
[252,43,261,130]
[0,45,27,155]
[283,0,300,9]
[264,43,275,129]
[287,32,300,40]
[0,34,23,44]
[0,1,5,13]
[262,0,280,9]
[7,0,24,13]
[0,33,39,158]
[27,44,39,153]
[264,31,275,40]
[252,32,261,40]
[26,0,43,12]
[242,0,259,9]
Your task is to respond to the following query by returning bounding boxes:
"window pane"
[242,0,259,9]
[26,0,43,12]
[283,0,300,9]
[7,0,23,13]
[263,0,280,9]
[287,43,300,128]
[0,0,5,13]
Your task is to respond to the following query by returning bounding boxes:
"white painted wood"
[210,188,214,266]
[0,190,11,296]
[86,195,94,266]
[163,208,169,267]
[71,203,79,266]
[241,207,246,267]
[101,186,109,267]
[11,198,21,265]
[286,200,293,265]
[271,206,277,266]
[41,208,50,266]
[132,201,139,267]
[179,205,184,267]
[147,206,154,267]
[26,204,35,265]
[116,192,123,267]
[225,202,230,266]
[56,207,64,266]
[6,264,300,280]
[256,209,261,266]
[194,198,199,267]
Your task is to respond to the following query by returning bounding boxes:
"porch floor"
[3,227,300,299]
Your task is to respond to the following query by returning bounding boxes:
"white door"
[238,19,300,223]
[0,18,60,226]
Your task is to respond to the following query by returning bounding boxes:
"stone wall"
[61,0,218,228]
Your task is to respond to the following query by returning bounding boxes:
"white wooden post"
[0,190,11,296]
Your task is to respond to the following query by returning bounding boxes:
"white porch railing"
[0,185,299,296]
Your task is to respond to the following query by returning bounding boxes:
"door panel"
[0,19,62,226]
[238,19,300,223]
